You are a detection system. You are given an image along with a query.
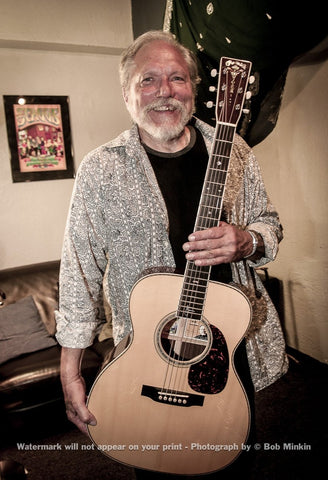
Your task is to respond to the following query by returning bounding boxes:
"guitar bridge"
[141,385,204,407]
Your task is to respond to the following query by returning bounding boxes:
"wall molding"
[0,39,124,55]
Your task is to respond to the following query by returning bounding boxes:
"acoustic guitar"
[87,56,252,475]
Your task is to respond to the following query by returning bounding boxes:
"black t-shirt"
[145,125,232,284]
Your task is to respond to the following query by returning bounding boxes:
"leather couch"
[0,261,113,443]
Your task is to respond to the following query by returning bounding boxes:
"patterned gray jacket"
[55,118,288,391]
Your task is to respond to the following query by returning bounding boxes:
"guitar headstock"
[215,57,252,126]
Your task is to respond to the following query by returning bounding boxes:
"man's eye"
[141,77,154,85]
[172,76,185,82]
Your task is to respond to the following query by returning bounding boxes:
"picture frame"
[3,95,75,182]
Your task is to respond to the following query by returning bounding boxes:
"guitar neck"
[196,122,235,232]
[177,122,236,321]
[176,55,252,323]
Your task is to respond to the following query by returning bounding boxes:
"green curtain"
[164,0,327,145]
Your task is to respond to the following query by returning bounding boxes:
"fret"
[205,177,227,185]
[179,302,205,313]
[206,170,229,181]
[203,189,225,198]
[179,300,206,311]
[213,146,232,158]
[214,134,234,143]
[182,282,207,292]
[212,150,232,159]
[198,215,221,225]
[203,183,225,192]
[198,209,222,218]
[216,124,235,138]
[205,186,225,195]
[185,263,210,275]
[177,301,203,313]
[181,277,208,289]
[198,206,222,216]
[177,312,203,321]
[201,192,224,201]
[197,207,223,222]
[210,152,231,160]
[203,179,226,186]
[180,289,207,300]
[208,167,229,172]
[209,159,230,165]
[213,140,234,150]
[213,135,233,142]
[179,303,203,315]
[205,171,227,181]
[179,300,204,310]
[178,290,204,302]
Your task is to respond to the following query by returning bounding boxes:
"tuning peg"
[245,91,252,100]
[249,75,255,84]
[242,108,250,114]
[209,85,216,92]
[206,101,215,108]
[210,69,218,77]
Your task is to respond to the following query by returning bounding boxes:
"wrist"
[245,230,258,258]
[60,347,84,379]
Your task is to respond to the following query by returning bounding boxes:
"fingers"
[65,400,97,434]
[185,247,228,266]
[60,348,97,435]
[184,245,230,266]
[187,224,225,242]
[182,223,241,265]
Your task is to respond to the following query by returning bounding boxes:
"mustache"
[143,98,184,114]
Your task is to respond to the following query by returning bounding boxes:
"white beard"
[127,98,194,143]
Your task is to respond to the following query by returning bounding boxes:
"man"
[55,30,288,477]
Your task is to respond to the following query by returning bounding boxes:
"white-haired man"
[56,30,288,479]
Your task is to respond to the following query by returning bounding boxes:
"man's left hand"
[182,221,253,266]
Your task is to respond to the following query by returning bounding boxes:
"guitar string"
[161,102,230,396]
[178,71,235,364]
[163,122,232,397]
[171,124,222,393]
[175,122,230,395]
[160,69,244,398]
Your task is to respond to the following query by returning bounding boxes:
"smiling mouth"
[145,99,182,114]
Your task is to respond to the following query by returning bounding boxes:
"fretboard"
[177,122,236,321]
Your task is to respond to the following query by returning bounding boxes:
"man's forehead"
[136,41,185,64]
[133,41,189,74]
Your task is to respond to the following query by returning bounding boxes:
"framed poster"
[3,95,75,182]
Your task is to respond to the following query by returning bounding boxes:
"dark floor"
[0,347,326,480]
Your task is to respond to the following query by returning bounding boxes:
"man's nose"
[156,77,172,97]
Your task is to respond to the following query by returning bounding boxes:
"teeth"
[154,106,174,111]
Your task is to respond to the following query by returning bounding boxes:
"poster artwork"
[13,103,67,173]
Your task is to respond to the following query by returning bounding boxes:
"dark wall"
[131,0,166,38]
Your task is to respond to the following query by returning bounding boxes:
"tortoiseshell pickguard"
[188,325,229,394]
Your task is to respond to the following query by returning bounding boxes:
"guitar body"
[87,273,251,475]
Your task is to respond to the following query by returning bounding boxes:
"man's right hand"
[60,347,97,435]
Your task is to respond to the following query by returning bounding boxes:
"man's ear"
[122,87,128,104]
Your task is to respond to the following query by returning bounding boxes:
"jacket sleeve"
[229,135,283,268]
[55,155,108,348]
[245,152,283,267]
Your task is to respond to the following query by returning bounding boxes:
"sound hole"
[156,315,212,366]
